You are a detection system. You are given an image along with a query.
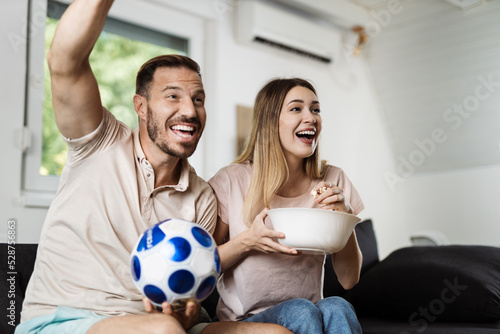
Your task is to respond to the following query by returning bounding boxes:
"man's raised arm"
[47,0,114,140]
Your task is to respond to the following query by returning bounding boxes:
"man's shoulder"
[187,165,215,194]
[63,109,134,167]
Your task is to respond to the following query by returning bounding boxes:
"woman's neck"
[277,161,310,198]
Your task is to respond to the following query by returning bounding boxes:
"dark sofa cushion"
[359,317,500,334]
[344,245,500,324]
[323,219,379,297]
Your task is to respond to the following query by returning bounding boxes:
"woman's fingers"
[251,207,297,255]
[311,183,351,212]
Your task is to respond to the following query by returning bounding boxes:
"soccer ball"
[130,218,221,310]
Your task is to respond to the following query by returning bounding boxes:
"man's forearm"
[48,0,114,74]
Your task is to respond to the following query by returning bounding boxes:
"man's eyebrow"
[195,88,206,97]
[162,86,205,97]
[162,86,181,92]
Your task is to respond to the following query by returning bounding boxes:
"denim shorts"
[15,306,108,334]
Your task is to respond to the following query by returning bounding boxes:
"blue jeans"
[243,297,362,334]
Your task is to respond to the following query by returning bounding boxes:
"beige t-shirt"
[21,109,217,322]
[208,162,364,321]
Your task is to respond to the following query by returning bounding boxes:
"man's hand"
[143,298,200,330]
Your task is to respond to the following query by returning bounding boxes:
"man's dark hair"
[136,54,201,99]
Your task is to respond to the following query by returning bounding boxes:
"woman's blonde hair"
[235,78,327,226]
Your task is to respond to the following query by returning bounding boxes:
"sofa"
[2,219,500,333]
[324,220,500,333]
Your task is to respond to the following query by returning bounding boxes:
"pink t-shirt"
[208,162,364,321]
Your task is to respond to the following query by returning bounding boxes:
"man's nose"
[179,98,197,117]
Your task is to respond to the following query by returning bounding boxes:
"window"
[23,0,204,207]
[41,1,188,176]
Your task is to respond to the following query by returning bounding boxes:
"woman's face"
[278,86,322,164]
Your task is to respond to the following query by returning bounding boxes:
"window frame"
[22,0,205,207]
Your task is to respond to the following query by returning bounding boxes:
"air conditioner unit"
[235,0,341,63]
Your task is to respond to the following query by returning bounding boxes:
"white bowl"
[267,208,361,255]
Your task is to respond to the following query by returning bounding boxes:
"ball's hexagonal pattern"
[131,219,220,308]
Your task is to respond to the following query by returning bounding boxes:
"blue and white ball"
[130,219,220,309]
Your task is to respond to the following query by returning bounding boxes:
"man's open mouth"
[171,124,195,138]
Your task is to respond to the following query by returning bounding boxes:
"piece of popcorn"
[311,186,328,199]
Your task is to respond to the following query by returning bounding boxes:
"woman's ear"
[134,94,147,122]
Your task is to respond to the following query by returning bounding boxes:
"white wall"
[395,165,500,248]
[364,0,500,256]
[0,0,48,245]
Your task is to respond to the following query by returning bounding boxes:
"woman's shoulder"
[216,161,251,175]
[208,161,252,199]
[323,164,345,177]
[209,161,251,183]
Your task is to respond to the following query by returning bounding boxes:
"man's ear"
[134,94,148,122]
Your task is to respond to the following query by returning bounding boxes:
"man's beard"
[146,106,202,159]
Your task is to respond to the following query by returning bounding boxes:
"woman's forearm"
[332,231,362,290]
[217,231,252,271]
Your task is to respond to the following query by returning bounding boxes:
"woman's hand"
[143,298,200,330]
[244,208,298,255]
[217,208,298,272]
[312,181,352,213]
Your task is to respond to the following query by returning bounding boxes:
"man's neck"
[153,158,182,188]
[138,128,183,188]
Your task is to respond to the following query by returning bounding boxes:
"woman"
[209,78,364,333]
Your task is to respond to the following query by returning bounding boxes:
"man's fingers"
[185,301,197,317]
[143,298,154,312]
[162,302,173,315]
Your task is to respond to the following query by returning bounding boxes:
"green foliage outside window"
[41,17,180,175]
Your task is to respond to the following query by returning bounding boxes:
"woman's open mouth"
[296,130,316,144]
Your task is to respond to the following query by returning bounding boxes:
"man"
[16,0,291,333]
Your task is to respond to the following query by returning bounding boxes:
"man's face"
[145,67,206,159]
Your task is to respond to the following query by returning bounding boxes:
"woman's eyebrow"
[287,99,304,105]
[287,99,320,105]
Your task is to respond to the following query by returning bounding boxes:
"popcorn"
[311,186,328,199]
